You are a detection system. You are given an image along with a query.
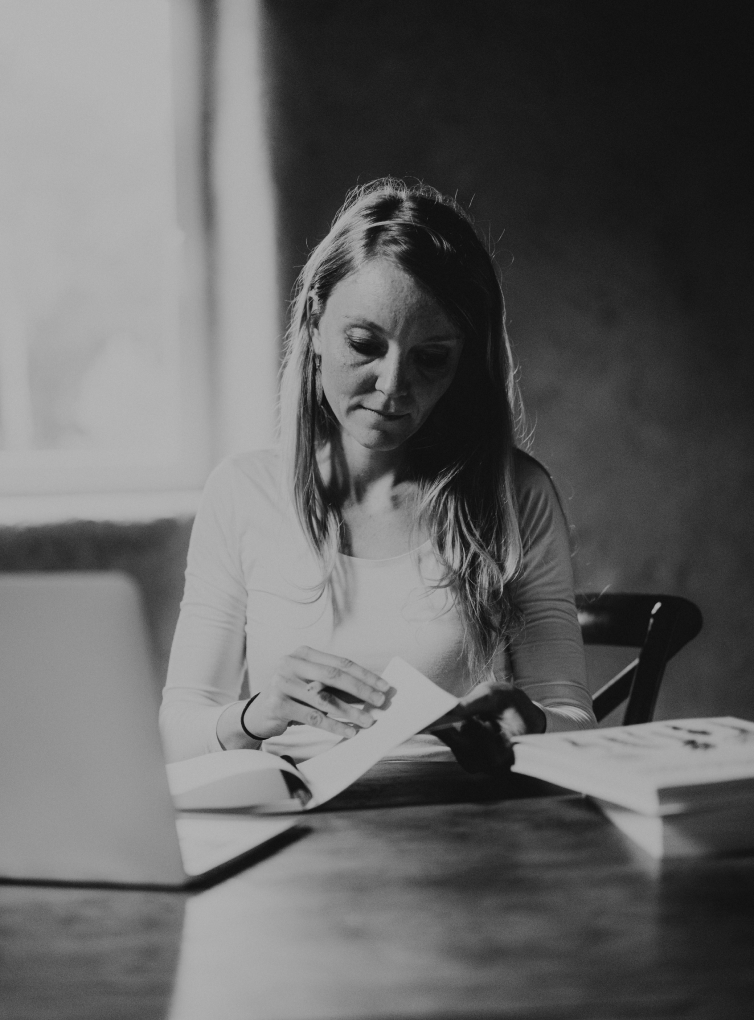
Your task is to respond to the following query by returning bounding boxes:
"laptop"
[0,571,299,888]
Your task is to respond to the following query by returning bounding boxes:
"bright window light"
[0,0,208,494]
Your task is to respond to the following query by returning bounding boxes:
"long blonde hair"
[278,179,526,678]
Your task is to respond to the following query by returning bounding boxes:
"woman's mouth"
[361,407,409,420]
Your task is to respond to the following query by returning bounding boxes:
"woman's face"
[311,259,464,455]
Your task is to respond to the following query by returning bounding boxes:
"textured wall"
[261,1,753,719]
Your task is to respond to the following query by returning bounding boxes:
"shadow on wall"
[0,520,191,692]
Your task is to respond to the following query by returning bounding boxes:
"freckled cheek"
[322,359,373,404]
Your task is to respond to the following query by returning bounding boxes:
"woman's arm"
[160,456,387,762]
[507,451,595,732]
[159,459,251,762]
[427,454,594,774]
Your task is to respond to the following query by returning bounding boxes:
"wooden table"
[1,761,753,1019]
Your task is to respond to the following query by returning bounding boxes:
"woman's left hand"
[425,682,546,776]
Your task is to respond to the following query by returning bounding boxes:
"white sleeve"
[508,455,596,732]
[159,459,248,762]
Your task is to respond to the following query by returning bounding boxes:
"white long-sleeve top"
[160,448,595,762]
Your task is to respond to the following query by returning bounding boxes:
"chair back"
[576,593,703,724]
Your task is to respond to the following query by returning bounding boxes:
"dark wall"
[260,1,753,720]
[0,520,192,693]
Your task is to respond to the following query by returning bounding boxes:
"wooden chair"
[576,593,703,725]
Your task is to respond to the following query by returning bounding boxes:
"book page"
[298,657,458,806]
[512,717,754,798]
[167,749,302,809]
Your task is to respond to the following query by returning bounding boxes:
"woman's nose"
[375,352,410,398]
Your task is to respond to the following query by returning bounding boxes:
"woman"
[160,179,595,770]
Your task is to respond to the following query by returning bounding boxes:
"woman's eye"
[347,337,382,357]
[416,349,451,370]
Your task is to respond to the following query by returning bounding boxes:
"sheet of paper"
[298,657,458,806]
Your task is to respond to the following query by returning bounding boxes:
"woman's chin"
[345,424,413,454]
[359,433,407,452]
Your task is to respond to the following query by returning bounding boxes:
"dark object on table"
[434,715,516,778]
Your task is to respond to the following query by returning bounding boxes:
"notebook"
[0,571,298,888]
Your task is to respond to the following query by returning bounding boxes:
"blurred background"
[1,0,751,721]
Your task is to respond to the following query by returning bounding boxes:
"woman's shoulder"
[512,448,569,532]
[202,448,286,514]
[512,448,556,499]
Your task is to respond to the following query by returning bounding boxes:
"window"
[0,0,278,501]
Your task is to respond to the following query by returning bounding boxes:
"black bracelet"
[240,693,265,742]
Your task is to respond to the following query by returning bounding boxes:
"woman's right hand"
[239,646,390,741]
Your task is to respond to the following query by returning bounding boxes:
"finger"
[284,649,388,707]
[316,687,377,727]
[284,696,359,739]
[292,646,389,692]
[278,675,376,729]
[498,706,528,738]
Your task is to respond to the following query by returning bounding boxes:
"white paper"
[166,749,302,810]
[298,657,458,806]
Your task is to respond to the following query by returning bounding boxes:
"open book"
[167,658,458,812]
[511,717,754,815]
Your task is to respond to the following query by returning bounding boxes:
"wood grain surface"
[1,761,753,1020]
